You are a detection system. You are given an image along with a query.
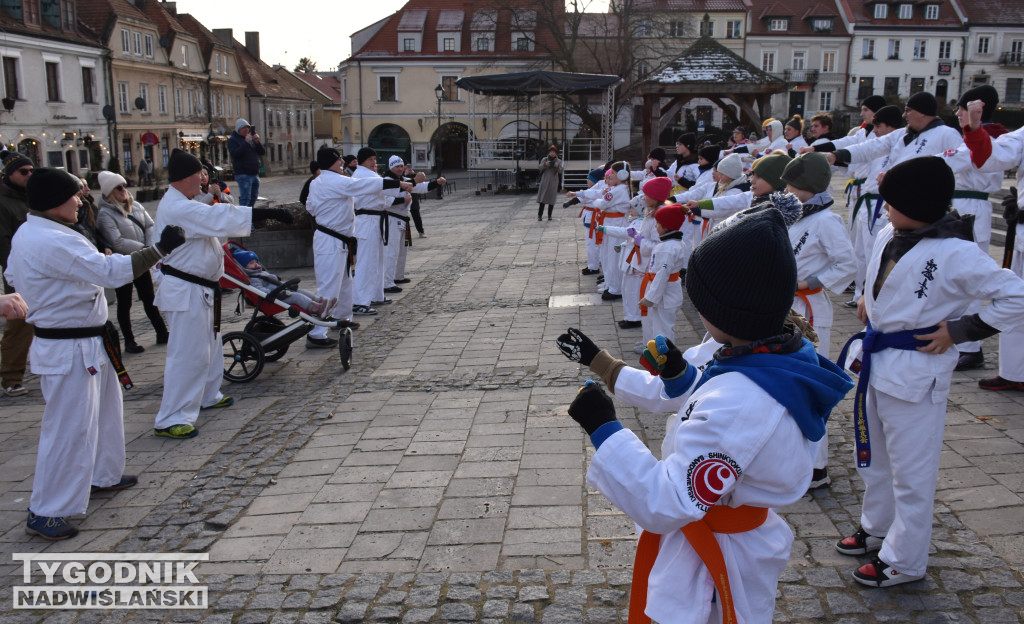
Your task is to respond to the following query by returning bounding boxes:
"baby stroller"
[219,241,352,382]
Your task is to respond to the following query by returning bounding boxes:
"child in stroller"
[232,249,336,317]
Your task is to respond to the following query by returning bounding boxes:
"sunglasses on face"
[16,168,32,176]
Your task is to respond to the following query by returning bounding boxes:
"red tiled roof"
[0,8,102,47]
[76,0,151,41]
[634,0,750,9]
[294,72,343,104]
[841,0,963,27]
[230,37,311,101]
[957,0,1024,25]
[176,13,234,66]
[749,0,850,35]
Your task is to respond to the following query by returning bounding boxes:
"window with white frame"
[913,39,927,59]
[888,39,901,59]
[133,32,142,55]
[62,0,74,30]
[699,19,714,36]
[762,51,776,72]
[863,38,875,58]
[1007,78,1022,103]
[726,20,742,39]
[145,34,153,57]
[443,38,455,51]
[769,18,788,32]
[175,88,182,115]
[121,29,130,53]
[476,36,490,51]
[873,4,887,19]
[404,38,415,52]
[925,4,939,19]
[670,21,686,37]
[822,51,837,72]
[45,61,61,101]
[819,91,833,110]
[1012,40,1024,63]
[158,85,167,114]
[898,4,912,19]
[514,36,531,51]
[379,76,396,102]
[938,40,952,59]
[138,83,149,112]
[978,36,991,55]
[811,18,833,32]
[792,51,806,70]
[118,81,130,113]
[215,53,222,73]
[186,89,194,115]
[235,96,241,117]
[181,45,189,67]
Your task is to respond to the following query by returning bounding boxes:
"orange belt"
[580,206,601,239]
[638,271,679,316]
[628,505,769,624]
[795,287,823,326]
[626,245,643,268]
[595,211,627,246]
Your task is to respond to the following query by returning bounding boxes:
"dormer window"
[898,4,912,19]
[404,38,415,52]
[769,18,789,31]
[397,9,427,53]
[811,18,833,32]
[873,4,888,19]
[435,10,464,53]
[924,4,939,19]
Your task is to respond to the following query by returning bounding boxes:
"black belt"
[34,322,133,390]
[315,223,358,276]
[386,212,411,224]
[356,209,390,244]
[161,265,222,334]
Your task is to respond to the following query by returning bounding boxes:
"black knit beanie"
[698,144,721,163]
[906,92,938,116]
[676,133,696,151]
[861,95,886,113]
[957,85,999,122]
[872,105,906,129]
[309,160,320,174]
[2,153,33,180]
[780,153,832,194]
[27,168,81,212]
[879,156,954,224]
[317,147,341,171]
[649,147,667,163]
[356,147,376,165]
[685,208,797,341]
[168,149,203,182]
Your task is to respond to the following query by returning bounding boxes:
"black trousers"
[538,203,553,219]
[410,196,425,234]
[115,271,167,343]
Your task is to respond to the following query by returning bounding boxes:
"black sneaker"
[601,291,622,301]
[808,468,831,489]
[394,278,412,284]
[26,511,78,541]
[124,341,145,354]
[843,299,858,308]
[582,268,600,275]
[836,527,884,556]
[384,286,403,293]
[372,298,393,306]
[92,475,138,493]
[955,350,984,371]
[352,305,378,316]
[596,275,605,283]
[618,320,642,329]
[306,336,339,349]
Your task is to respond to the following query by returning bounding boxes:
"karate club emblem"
[604,192,613,201]
[690,457,739,507]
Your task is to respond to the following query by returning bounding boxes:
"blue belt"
[836,320,937,467]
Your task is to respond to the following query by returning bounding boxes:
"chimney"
[213,28,234,47]
[245,32,260,61]
[161,1,176,14]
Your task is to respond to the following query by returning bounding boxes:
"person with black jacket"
[226,118,264,207]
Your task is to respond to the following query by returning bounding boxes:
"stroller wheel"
[264,345,289,362]
[223,332,265,382]
[338,328,353,371]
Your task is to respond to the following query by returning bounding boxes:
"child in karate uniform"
[780,152,857,488]
[555,208,853,624]
[836,157,1024,587]
[598,193,646,331]
[638,204,687,344]
[578,167,605,276]
[567,162,633,301]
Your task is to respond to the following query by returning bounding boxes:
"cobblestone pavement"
[0,174,1022,623]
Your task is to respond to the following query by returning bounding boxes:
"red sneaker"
[852,557,924,587]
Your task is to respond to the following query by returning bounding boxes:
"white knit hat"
[388,155,404,169]
[98,171,127,197]
[716,153,743,181]
[765,119,783,141]
[235,118,250,132]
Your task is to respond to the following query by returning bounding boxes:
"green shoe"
[201,396,234,410]
[154,424,198,439]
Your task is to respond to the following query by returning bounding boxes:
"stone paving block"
[374,487,445,509]
[263,548,347,574]
[511,486,582,506]
[248,492,317,515]
[297,501,372,525]
[938,484,1024,511]
[503,528,582,556]
[445,477,514,498]
[208,535,286,562]
[519,585,549,601]
[437,496,510,520]
[427,518,506,545]
[312,483,385,504]
[362,507,436,531]
[958,506,1024,536]
[439,602,477,621]
[419,544,501,572]
[337,601,369,623]
[401,608,437,623]
[347,531,429,561]
[507,506,582,530]
[327,465,396,484]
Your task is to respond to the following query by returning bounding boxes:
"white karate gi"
[5,216,138,517]
[579,180,606,272]
[352,165,390,307]
[640,236,686,343]
[853,223,1024,576]
[305,171,386,339]
[589,366,819,624]
[383,180,430,288]
[602,215,646,322]
[577,183,631,296]
[153,187,251,429]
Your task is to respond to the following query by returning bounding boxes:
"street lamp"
[434,83,444,178]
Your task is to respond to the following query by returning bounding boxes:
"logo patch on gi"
[944,148,958,157]
[686,453,742,510]
[604,192,613,202]
[87,366,98,376]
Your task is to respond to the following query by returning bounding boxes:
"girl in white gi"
[5,169,185,540]
[153,150,293,439]
[305,147,411,346]
[836,157,1024,587]
[638,204,687,344]
[577,168,605,276]
[779,153,856,488]
[567,162,633,301]
[556,208,853,624]
[783,116,808,154]
[694,151,793,238]
[597,191,646,331]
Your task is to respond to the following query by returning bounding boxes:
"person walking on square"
[0,153,35,397]
[227,118,264,207]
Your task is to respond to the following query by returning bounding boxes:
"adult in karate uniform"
[305,147,411,347]
[5,169,184,540]
[153,150,292,439]
[381,156,444,294]
[351,148,392,314]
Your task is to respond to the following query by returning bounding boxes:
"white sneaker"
[4,385,27,397]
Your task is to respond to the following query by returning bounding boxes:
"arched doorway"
[17,138,41,166]
[367,123,412,168]
[431,122,470,170]
[935,79,949,104]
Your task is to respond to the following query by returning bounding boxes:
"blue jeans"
[235,174,260,207]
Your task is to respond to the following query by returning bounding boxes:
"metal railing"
[999,52,1024,66]
[467,138,603,169]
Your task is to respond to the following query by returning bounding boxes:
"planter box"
[232,228,313,269]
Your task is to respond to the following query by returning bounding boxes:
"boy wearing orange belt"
[780,153,856,489]
[638,204,687,344]
[556,209,852,624]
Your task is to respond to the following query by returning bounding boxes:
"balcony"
[999,52,1024,66]
[781,69,820,86]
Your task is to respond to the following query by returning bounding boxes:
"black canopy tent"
[455,70,621,180]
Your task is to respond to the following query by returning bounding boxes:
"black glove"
[1003,187,1019,224]
[155,225,186,255]
[568,381,617,435]
[563,197,580,208]
[556,327,600,366]
[252,208,294,224]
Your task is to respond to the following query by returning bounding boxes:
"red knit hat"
[642,177,673,203]
[654,204,686,231]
